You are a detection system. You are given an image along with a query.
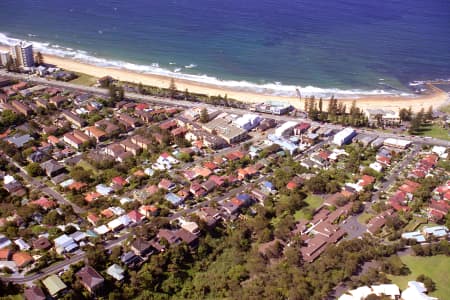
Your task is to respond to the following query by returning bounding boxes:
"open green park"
[388,255,450,299]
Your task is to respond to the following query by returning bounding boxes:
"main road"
[1,70,449,148]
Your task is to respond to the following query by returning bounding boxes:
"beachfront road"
[0,70,449,148]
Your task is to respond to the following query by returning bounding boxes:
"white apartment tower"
[10,42,34,68]
[0,50,10,66]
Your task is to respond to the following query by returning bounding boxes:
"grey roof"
[40,159,65,176]
[6,134,33,148]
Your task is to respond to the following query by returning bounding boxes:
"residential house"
[76,266,105,294]
[40,159,66,178]
[119,113,139,129]
[195,207,221,227]
[131,238,153,256]
[120,138,141,155]
[61,110,86,128]
[95,119,120,136]
[85,126,107,142]
[42,275,67,298]
[131,135,152,150]
[63,132,83,149]
[106,264,125,281]
[35,98,48,109]
[11,100,32,116]
[24,286,46,300]
[159,178,175,190]
[12,252,34,269]
[49,95,66,107]
[127,210,145,224]
[139,205,159,218]
[190,182,207,198]
[366,210,393,235]
[104,143,125,159]
[165,192,183,206]
[33,237,52,250]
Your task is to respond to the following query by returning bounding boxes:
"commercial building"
[253,102,294,115]
[365,109,401,126]
[268,134,298,155]
[202,117,247,144]
[383,138,411,149]
[332,127,356,146]
[275,121,298,137]
[233,114,262,131]
[10,41,34,68]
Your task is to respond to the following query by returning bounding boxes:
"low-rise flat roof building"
[202,117,247,144]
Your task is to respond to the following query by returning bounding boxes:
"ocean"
[0,0,449,97]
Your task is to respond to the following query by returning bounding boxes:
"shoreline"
[1,46,448,112]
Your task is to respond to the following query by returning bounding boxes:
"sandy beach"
[1,46,448,112]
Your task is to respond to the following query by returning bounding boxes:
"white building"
[383,138,411,149]
[369,161,383,173]
[432,146,447,158]
[107,264,125,281]
[54,234,78,254]
[233,114,262,131]
[275,121,298,137]
[365,109,401,126]
[339,284,400,300]
[0,50,10,66]
[401,281,437,300]
[333,127,356,146]
[10,41,34,68]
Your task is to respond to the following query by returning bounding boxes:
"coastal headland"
[1,46,448,112]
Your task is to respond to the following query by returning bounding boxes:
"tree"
[199,107,209,123]
[138,82,144,94]
[425,106,433,121]
[169,78,177,98]
[25,162,44,177]
[417,274,435,292]
[304,97,309,112]
[5,56,17,72]
[35,51,44,65]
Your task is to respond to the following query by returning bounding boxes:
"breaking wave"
[0,32,408,98]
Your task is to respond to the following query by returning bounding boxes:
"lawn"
[388,255,450,299]
[294,194,323,221]
[404,217,427,232]
[357,212,374,224]
[69,72,98,86]
[439,104,450,114]
[415,123,450,141]
[76,159,99,175]
[304,194,323,209]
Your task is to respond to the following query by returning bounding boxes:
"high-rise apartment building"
[10,42,34,67]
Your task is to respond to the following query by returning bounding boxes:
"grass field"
[403,217,427,232]
[439,104,450,114]
[76,159,99,175]
[416,123,450,141]
[388,255,450,299]
[69,72,98,86]
[294,194,323,221]
[357,212,374,224]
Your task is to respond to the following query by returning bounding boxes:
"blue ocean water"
[0,0,449,97]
